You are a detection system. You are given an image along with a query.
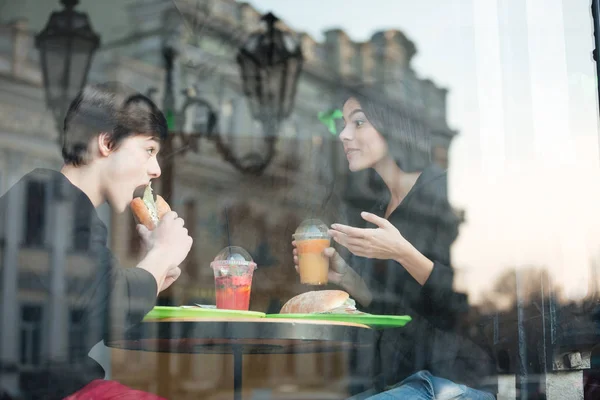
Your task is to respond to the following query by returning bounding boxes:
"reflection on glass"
[0,0,598,399]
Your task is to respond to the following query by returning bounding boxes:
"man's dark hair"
[62,82,168,166]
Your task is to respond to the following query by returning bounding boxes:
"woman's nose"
[339,126,352,141]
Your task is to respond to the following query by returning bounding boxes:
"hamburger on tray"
[279,290,365,315]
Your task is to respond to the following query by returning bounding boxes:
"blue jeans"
[349,371,496,400]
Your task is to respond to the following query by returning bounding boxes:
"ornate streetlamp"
[222,12,303,175]
[35,0,100,144]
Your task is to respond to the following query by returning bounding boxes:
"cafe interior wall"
[0,1,458,398]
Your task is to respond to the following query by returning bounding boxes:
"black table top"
[105,318,377,355]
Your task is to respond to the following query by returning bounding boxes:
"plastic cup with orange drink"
[293,219,331,285]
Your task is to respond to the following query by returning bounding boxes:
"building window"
[184,200,198,280]
[352,50,361,77]
[432,146,449,169]
[23,180,46,248]
[72,196,92,252]
[315,45,327,64]
[220,99,234,135]
[20,305,42,367]
[215,0,239,21]
[69,309,88,364]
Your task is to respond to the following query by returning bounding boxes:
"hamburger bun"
[130,183,171,230]
[280,290,358,314]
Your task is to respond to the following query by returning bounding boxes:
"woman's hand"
[292,241,350,286]
[291,240,376,306]
[330,212,434,286]
[291,241,373,305]
[329,212,411,261]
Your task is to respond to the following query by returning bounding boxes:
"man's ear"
[97,132,114,157]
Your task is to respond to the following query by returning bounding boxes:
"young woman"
[293,91,496,399]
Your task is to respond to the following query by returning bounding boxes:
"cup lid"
[210,246,257,269]
[293,218,329,238]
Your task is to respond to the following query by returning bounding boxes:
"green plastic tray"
[265,313,411,329]
[144,306,266,320]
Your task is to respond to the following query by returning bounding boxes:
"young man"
[0,82,192,399]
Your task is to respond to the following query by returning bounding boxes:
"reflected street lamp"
[35,0,100,144]
[216,12,303,175]
[156,12,303,181]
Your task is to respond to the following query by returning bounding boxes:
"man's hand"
[136,224,153,258]
[152,211,193,266]
[136,211,192,294]
[159,266,182,292]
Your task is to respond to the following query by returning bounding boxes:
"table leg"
[233,345,243,400]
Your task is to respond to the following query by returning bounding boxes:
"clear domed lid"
[293,218,329,238]
[211,246,256,268]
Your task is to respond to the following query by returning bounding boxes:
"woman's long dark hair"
[337,86,433,196]
[339,86,432,173]
[316,84,435,220]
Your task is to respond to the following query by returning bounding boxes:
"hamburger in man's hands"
[130,182,171,230]
[280,290,364,314]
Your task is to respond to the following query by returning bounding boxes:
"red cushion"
[64,380,167,400]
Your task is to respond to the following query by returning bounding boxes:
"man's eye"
[147,148,156,155]
[355,120,365,127]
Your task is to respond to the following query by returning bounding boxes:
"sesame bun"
[280,290,356,314]
[130,186,171,230]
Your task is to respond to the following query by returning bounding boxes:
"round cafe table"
[105,317,375,400]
